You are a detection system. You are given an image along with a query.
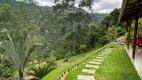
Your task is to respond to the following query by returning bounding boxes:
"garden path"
[77,49,112,80]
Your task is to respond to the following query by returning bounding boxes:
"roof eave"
[119,0,128,22]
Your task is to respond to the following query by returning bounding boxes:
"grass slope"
[42,53,87,80]
[64,45,140,80]
[42,43,113,80]
[64,63,86,80]
[64,48,112,80]
[95,46,141,80]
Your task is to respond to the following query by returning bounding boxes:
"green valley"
[0,0,141,80]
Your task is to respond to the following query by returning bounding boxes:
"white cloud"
[29,0,122,13]
[34,0,55,6]
[91,0,122,13]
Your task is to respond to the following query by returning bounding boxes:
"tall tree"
[106,25,120,42]
[101,8,120,29]
[55,0,94,9]
[0,4,17,30]
[63,10,91,53]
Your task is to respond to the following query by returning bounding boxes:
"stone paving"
[95,56,104,59]
[89,61,101,65]
[82,69,96,74]
[77,49,113,80]
[85,64,99,69]
[93,59,103,62]
[77,75,95,80]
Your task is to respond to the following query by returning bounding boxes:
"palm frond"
[2,29,30,70]
[27,62,56,80]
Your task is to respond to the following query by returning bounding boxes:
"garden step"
[85,64,99,69]
[82,69,96,74]
[93,59,103,62]
[95,56,104,59]
[98,54,105,57]
[77,75,95,80]
[89,61,101,65]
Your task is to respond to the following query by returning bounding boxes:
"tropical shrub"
[27,61,56,80]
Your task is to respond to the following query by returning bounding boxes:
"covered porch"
[119,0,142,79]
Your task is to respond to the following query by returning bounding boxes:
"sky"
[34,0,122,13]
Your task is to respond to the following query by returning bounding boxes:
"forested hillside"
[0,0,125,79]
[0,0,108,58]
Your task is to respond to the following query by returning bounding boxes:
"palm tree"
[2,29,35,80]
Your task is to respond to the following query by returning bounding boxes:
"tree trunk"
[19,69,24,80]
[72,37,75,53]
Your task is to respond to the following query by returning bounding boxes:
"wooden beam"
[122,8,142,21]
[125,5,142,12]
[138,12,142,17]
[119,0,129,22]
[125,7,142,14]
[127,0,142,7]
[127,21,131,49]
[132,16,139,59]
[125,6,142,13]
[119,0,142,22]
[126,2,142,10]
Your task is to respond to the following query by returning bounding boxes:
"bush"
[64,51,72,62]
[79,44,87,52]
[27,61,56,80]
[96,36,109,47]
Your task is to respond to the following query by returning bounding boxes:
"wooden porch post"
[126,22,129,32]
[132,16,139,59]
[126,21,129,48]
[127,21,131,49]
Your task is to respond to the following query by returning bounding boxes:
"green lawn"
[64,63,86,80]
[64,48,112,80]
[64,45,140,80]
[42,43,113,80]
[55,53,88,64]
[42,51,91,80]
[95,46,141,80]
[42,43,130,80]
[55,53,88,68]
[64,54,98,80]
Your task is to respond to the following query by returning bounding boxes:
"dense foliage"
[0,0,125,79]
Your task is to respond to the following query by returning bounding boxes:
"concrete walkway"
[77,49,112,80]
